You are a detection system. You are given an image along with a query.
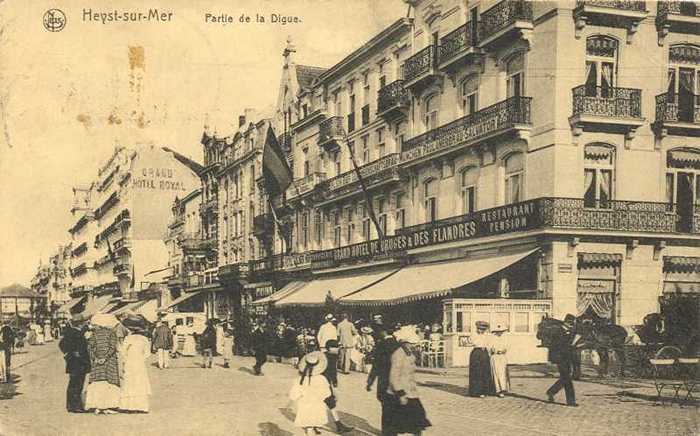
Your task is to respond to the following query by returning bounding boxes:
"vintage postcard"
[1,1,698,435]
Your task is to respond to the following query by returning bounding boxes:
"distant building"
[68,145,202,306]
[0,283,43,322]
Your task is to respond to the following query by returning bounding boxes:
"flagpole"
[341,129,385,241]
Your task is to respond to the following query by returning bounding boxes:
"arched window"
[668,44,700,123]
[424,178,438,222]
[461,75,479,116]
[667,148,700,232]
[504,153,524,205]
[424,94,440,131]
[583,144,615,208]
[585,36,618,98]
[460,167,478,214]
[506,53,525,98]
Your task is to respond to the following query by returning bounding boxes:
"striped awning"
[578,253,623,268]
[668,149,700,169]
[664,256,700,272]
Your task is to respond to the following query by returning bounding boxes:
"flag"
[267,199,292,254]
[262,125,293,197]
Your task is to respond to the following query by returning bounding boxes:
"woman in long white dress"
[490,324,510,398]
[119,317,152,413]
[290,351,332,435]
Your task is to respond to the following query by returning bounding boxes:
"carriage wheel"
[655,346,682,360]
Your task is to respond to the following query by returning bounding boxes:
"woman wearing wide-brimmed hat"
[85,313,121,414]
[289,351,333,435]
[489,324,510,398]
[119,315,152,412]
[384,325,431,436]
[468,320,495,398]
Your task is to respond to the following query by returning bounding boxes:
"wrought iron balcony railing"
[377,80,410,116]
[401,96,531,164]
[199,197,219,215]
[287,172,327,199]
[572,85,642,119]
[402,45,438,84]
[576,0,646,12]
[399,197,689,236]
[479,0,533,43]
[655,92,700,124]
[439,23,478,66]
[318,116,345,151]
[657,1,700,24]
[323,153,400,193]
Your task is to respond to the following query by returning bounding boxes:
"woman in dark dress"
[468,321,496,398]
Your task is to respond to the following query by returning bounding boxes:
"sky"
[0,0,408,287]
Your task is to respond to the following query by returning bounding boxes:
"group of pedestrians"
[288,313,431,436]
[58,310,153,414]
[467,321,510,398]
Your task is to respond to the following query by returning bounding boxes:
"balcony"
[398,197,695,238]
[290,108,327,133]
[113,237,131,252]
[318,116,345,152]
[167,276,186,289]
[539,198,688,234]
[277,132,292,152]
[318,153,401,201]
[402,45,442,92]
[657,1,700,43]
[401,96,532,166]
[377,80,410,121]
[71,263,87,278]
[569,85,644,140]
[71,242,88,258]
[286,172,327,201]
[573,1,647,42]
[113,262,130,276]
[654,92,700,137]
[478,0,533,49]
[439,22,482,72]
[199,197,218,216]
[218,262,250,283]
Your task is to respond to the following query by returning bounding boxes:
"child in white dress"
[289,351,332,435]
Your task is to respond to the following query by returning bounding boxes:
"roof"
[296,65,327,90]
[317,18,413,83]
[162,147,204,175]
[0,283,40,298]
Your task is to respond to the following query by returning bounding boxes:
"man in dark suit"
[0,321,15,380]
[546,314,580,407]
[251,321,268,375]
[58,313,90,413]
[367,325,400,433]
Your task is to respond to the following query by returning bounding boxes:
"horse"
[537,315,628,377]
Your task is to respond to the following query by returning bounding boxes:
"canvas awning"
[57,296,86,314]
[578,252,623,268]
[340,249,538,306]
[82,295,115,318]
[253,281,307,305]
[275,268,400,307]
[163,291,206,310]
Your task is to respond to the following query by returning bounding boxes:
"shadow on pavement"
[239,366,257,376]
[0,374,22,400]
[258,422,293,436]
[617,390,699,407]
[417,380,469,397]
[337,410,381,436]
[505,391,555,405]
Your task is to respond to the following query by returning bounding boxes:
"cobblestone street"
[0,344,697,436]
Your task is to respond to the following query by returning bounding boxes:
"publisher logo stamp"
[43,9,66,32]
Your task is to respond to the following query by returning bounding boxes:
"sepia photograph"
[0,1,698,435]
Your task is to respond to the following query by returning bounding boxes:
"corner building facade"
[251,1,700,366]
